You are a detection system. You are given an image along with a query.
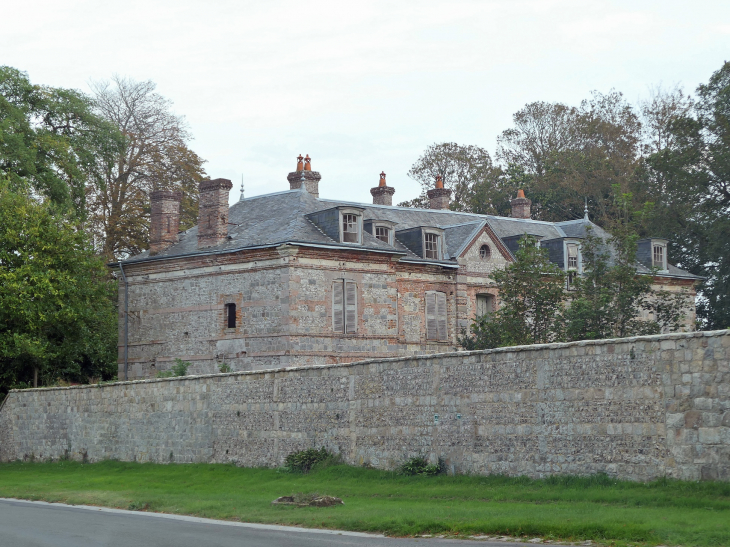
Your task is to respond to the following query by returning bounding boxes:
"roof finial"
[239,174,245,202]
[304,154,312,171]
[584,197,589,220]
[296,154,304,171]
[435,174,444,189]
[379,171,387,187]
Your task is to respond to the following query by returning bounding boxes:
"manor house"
[114,156,700,379]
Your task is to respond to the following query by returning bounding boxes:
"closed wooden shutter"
[436,291,447,341]
[426,292,437,340]
[333,280,344,333]
[345,280,357,334]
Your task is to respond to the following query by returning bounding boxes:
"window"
[375,226,391,244]
[333,279,357,334]
[566,271,578,291]
[567,243,579,270]
[424,233,441,259]
[653,244,666,270]
[225,303,236,329]
[479,245,491,260]
[476,294,494,317]
[425,291,448,341]
[342,214,359,243]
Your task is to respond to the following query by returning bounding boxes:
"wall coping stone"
[8,329,729,394]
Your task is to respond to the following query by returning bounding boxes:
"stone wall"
[2,330,728,481]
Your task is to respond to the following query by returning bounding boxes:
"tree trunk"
[33,367,38,388]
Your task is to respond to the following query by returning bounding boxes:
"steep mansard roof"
[123,188,700,280]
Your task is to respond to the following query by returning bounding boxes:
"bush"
[397,456,446,476]
[218,362,232,373]
[284,447,339,473]
[156,358,191,378]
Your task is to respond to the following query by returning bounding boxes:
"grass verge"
[0,460,728,546]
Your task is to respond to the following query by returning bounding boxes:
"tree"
[564,193,686,340]
[459,236,566,349]
[0,66,122,218]
[86,76,207,259]
[644,62,730,329]
[401,142,500,211]
[0,183,117,396]
[496,92,644,225]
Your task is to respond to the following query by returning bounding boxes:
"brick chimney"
[370,171,395,206]
[287,154,321,198]
[149,189,182,255]
[510,189,532,219]
[426,175,451,210]
[197,178,233,248]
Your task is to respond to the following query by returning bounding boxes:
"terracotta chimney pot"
[371,171,395,205]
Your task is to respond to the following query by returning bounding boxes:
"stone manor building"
[114,156,700,380]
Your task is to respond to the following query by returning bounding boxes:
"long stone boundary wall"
[1,330,728,481]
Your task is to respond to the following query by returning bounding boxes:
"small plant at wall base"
[218,362,232,373]
[397,456,446,476]
[156,358,191,378]
[284,447,339,473]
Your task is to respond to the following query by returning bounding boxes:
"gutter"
[118,262,129,381]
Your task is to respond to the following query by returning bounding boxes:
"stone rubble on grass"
[271,495,343,507]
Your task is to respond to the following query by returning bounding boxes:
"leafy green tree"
[0,66,123,218]
[564,193,686,340]
[644,62,730,329]
[400,142,502,212]
[459,236,566,349]
[0,184,117,395]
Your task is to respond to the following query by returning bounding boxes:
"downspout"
[118,262,129,381]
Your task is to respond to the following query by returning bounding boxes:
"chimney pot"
[371,171,395,205]
[511,189,532,219]
[287,154,321,197]
[427,175,451,210]
[149,189,182,255]
[197,178,233,248]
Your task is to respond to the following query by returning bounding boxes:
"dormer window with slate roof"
[339,208,363,244]
[364,220,396,246]
[395,226,445,260]
[424,232,441,259]
[653,242,667,271]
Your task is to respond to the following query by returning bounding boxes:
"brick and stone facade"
[113,160,700,380]
[2,330,728,482]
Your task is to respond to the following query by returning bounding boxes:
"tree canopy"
[0,183,117,395]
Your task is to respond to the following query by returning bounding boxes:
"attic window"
[479,245,491,260]
[653,244,666,270]
[424,232,441,260]
[375,226,391,244]
[567,243,579,270]
[340,212,362,244]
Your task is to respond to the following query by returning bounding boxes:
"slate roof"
[121,187,700,280]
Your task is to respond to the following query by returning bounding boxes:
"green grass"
[0,461,729,546]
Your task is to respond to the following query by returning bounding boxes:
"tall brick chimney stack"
[149,189,182,255]
[510,189,532,219]
[427,175,451,210]
[197,178,233,248]
[287,154,321,198]
[370,171,395,206]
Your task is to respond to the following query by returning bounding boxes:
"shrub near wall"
[0,330,728,481]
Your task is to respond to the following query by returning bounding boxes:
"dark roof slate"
[121,188,700,280]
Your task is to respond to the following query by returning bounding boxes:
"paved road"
[0,498,533,547]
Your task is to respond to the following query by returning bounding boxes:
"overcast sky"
[3,0,729,205]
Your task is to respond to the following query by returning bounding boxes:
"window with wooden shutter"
[333,280,344,333]
[436,292,447,341]
[333,279,358,334]
[345,280,357,334]
[426,291,447,341]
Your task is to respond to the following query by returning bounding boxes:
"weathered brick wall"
[8,330,725,481]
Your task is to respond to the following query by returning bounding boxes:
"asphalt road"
[0,498,533,547]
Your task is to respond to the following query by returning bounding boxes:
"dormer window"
[567,243,579,270]
[424,232,441,259]
[375,226,391,243]
[653,243,667,270]
[339,209,363,244]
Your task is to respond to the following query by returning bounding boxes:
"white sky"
[3,0,729,205]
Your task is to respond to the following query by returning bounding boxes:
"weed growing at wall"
[284,447,340,473]
[397,456,446,476]
[156,359,191,378]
